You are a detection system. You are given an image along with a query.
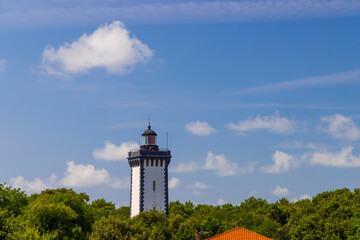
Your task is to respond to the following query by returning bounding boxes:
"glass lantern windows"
[142,135,156,145]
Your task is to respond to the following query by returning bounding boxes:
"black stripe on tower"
[130,167,133,217]
[164,163,169,215]
[140,158,145,212]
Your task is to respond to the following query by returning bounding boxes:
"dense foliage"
[1,183,360,239]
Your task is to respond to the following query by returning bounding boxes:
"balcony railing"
[129,148,169,152]
[128,147,171,158]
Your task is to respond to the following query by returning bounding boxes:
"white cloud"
[187,181,210,190]
[261,151,298,173]
[271,185,290,197]
[9,162,128,192]
[321,114,360,141]
[185,121,216,136]
[277,140,327,150]
[170,152,254,176]
[169,162,200,173]
[230,69,360,95]
[305,147,360,167]
[59,161,110,187]
[93,141,139,161]
[204,151,239,176]
[40,21,153,75]
[9,174,57,193]
[227,113,296,134]
[110,177,130,189]
[291,193,312,202]
[168,177,180,189]
[217,198,227,205]
[0,59,6,73]
[300,194,312,200]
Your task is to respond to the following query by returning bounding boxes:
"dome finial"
[148,113,151,129]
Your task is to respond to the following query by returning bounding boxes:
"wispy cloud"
[2,0,360,29]
[227,113,296,134]
[109,121,146,130]
[187,181,211,190]
[277,140,328,150]
[229,69,360,95]
[214,102,360,111]
[170,162,200,173]
[0,59,7,73]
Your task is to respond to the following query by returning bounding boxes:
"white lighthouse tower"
[128,124,171,218]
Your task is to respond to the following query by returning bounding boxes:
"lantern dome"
[142,125,157,136]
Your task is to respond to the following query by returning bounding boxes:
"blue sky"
[1,0,360,206]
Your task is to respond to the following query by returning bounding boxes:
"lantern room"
[142,125,157,146]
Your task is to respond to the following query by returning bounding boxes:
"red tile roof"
[205,227,272,240]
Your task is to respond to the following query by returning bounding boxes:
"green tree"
[90,198,116,220]
[0,209,13,239]
[0,183,28,216]
[90,215,148,240]
[25,188,94,239]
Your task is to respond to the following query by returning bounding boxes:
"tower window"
[153,181,156,191]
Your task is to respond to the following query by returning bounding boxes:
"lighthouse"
[128,124,171,218]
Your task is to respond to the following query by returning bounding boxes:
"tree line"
[1,183,360,239]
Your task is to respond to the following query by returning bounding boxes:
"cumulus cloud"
[185,121,216,136]
[271,185,290,196]
[170,152,254,176]
[320,114,360,141]
[291,193,312,202]
[40,21,153,75]
[300,194,312,200]
[305,147,360,167]
[227,113,296,134]
[217,198,227,205]
[9,162,128,192]
[10,175,55,193]
[204,151,239,176]
[59,161,110,187]
[168,177,180,189]
[93,141,139,161]
[0,59,6,73]
[261,151,298,173]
